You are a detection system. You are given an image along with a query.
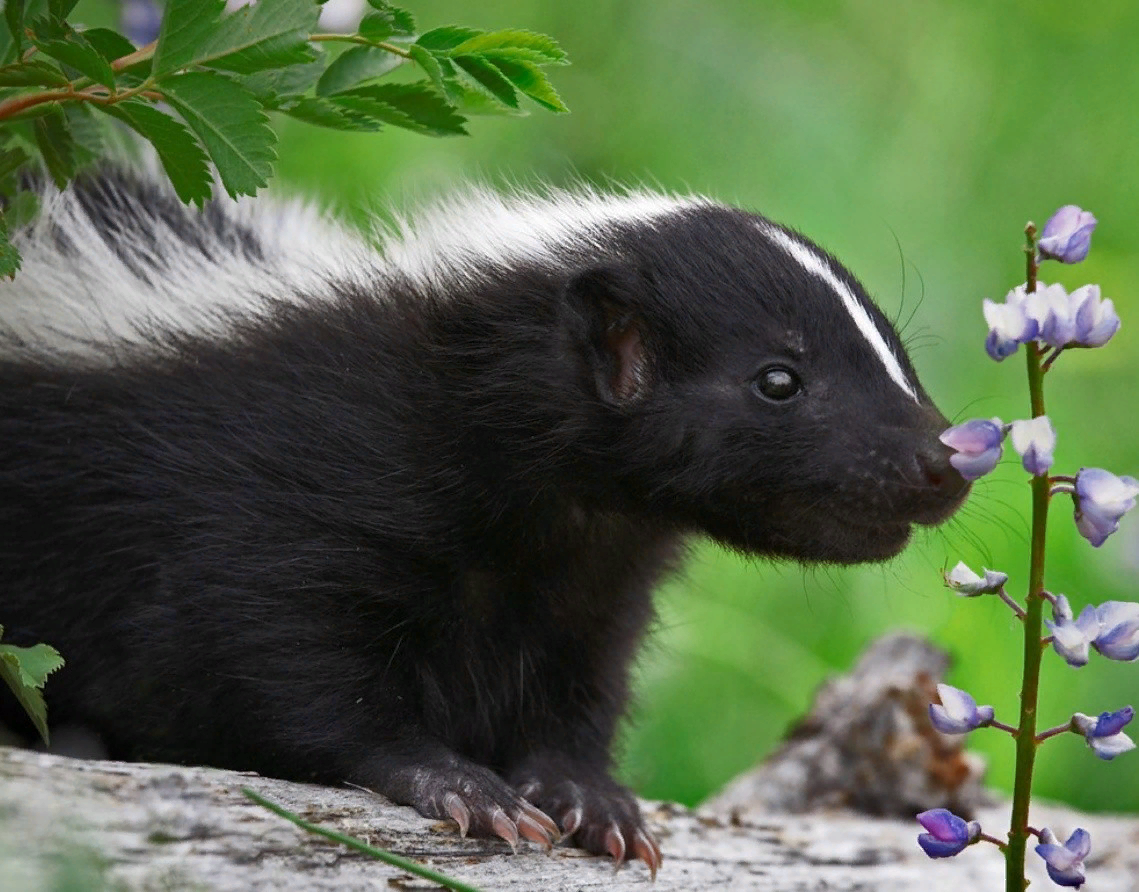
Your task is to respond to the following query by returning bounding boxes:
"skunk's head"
[561,203,968,563]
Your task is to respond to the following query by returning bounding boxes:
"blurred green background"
[94,0,1139,813]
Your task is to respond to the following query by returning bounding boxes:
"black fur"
[0,171,967,864]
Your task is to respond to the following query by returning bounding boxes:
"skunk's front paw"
[415,762,560,851]
[510,764,662,878]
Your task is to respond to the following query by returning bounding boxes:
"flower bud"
[1009,416,1056,476]
[1072,708,1136,760]
[1045,595,1099,668]
[1035,827,1091,887]
[916,808,981,858]
[928,683,995,735]
[1074,468,1139,547]
[983,294,1038,361]
[944,561,1008,596]
[1038,205,1097,264]
[1092,601,1139,661]
[939,418,1005,481]
[1070,284,1120,348]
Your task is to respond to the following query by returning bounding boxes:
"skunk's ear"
[565,266,652,406]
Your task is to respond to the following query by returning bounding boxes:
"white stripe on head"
[760,224,918,402]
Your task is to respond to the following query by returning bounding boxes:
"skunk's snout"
[909,429,970,524]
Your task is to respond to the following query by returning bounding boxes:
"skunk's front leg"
[508,751,663,878]
[351,736,561,850]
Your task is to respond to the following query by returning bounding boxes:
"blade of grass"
[241,788,485,892]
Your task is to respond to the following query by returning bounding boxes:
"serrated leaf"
[365,1,415,35]
[239,57,325,103]
[81,27,138,65]
[0,59,69,87]
[101,100,212,205]
[283,97,382,132]
[0,635,65,747]
[408,43,445,94]
[30,18,116,89]
[357,11,393,43]
[153,0,226,76]
[489,57,568,113]
[33,107,76,188]
[0,216,21,277]
[63,102,104,167]
[453,54,518,109]
[331,82,467,136]
[159,70,276,198]
[316,44,402,96]
[451,29,567,64]
[193,0,319,75]
[415,26,483,53]
[0,146,30,181]
[47,0,79,18]
[5,188,39,230]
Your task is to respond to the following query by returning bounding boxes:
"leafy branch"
[0,0,570,277]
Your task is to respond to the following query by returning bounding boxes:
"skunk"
[0,168,967,875]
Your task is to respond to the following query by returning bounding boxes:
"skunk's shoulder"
[0,168,710,360]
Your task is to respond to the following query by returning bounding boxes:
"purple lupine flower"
[929,683,995,735]
[1009,416,1056,476]
[1038,205,1097,264]
[1031,283,1080,349]
[939,418,1005,481]
[1070,284,1121,348]
[1074,468,1139,547]
[1092,601,1139,661]
[1072,708,1135,760]
[1035,827,1091,888]
[984,291,1039,360]
[1045,594,1100,668]
[916,809,981,858]
[120,0,162,46]
[944,561,1008,596]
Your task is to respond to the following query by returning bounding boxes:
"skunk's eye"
[752,366,801,401]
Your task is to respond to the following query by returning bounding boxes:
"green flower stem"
[1006,225,1048,892]
[242,788,484,892]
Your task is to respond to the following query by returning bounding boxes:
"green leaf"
[33,107,76,188]
[4,0,27,59]
[0,59,69,87]
[408,43,445,94]
[194,0,319,75]
[239,57,326,103]
[81,27,138,66]
[0,146,31,181]
[357,11,393,43]
[488,57,568,113]
[0,214,21,277]
[453,54,518,109]
[29,18,116,89]
[316,44,402,96]
[450,29,567,64]
[159,70,276,198]
[153,0,226,76]
[283,97,382,132]
[330,82,467,136]
[415,26,483,53]
[5,189,39,231]
[100,100,212,205]
[0,627,65,747]
[47,0,79,19]
[63,102,104,167]
[364,1,416,35]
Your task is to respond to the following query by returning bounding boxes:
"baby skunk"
[0,168,968,875]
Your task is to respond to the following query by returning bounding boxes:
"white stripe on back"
[760,224,918,402]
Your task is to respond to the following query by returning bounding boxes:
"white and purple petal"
[1009,416,1056,476]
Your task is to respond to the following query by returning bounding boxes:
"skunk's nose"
[915,439,970,504]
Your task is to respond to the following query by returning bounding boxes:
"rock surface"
[3,746,1139,891]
